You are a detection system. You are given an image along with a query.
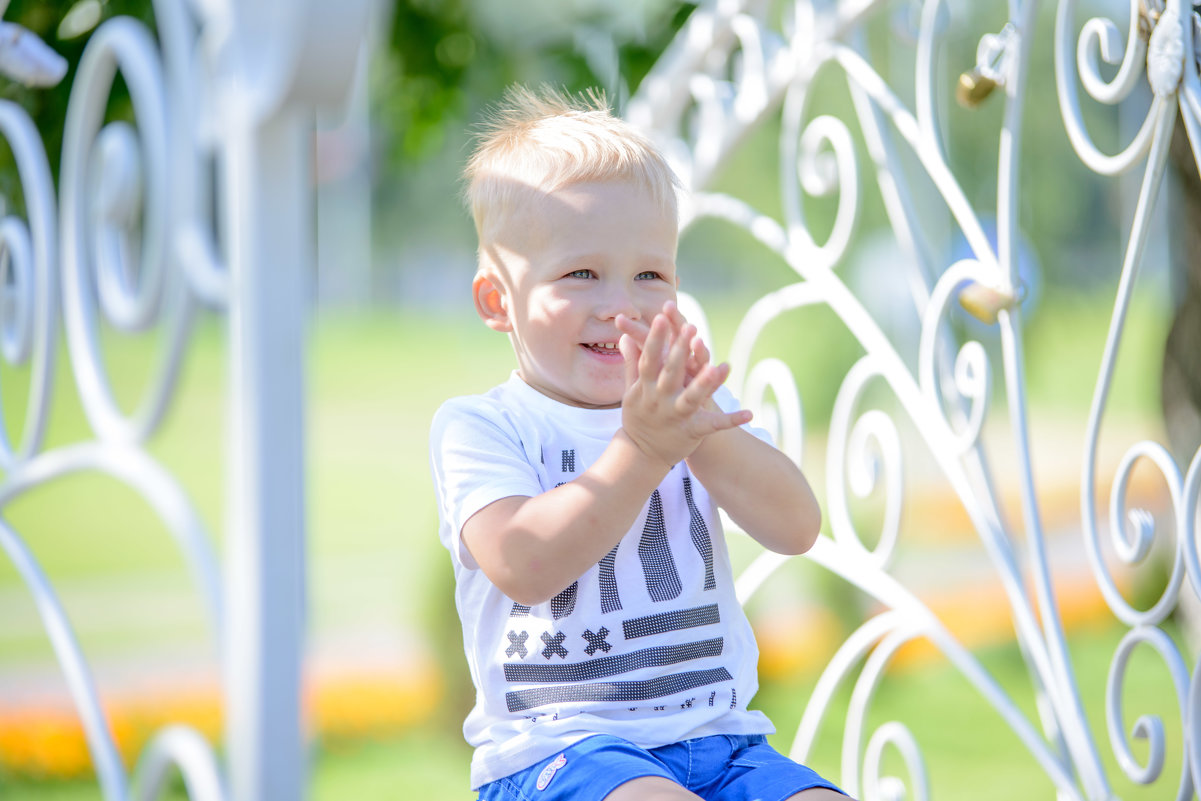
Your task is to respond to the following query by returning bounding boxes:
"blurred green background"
[0,0,1193,799]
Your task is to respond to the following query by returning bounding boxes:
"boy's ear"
[473,272,512,332]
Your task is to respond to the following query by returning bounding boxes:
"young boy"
[430,86,844,801]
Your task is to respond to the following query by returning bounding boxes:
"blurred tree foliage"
[0,0,154,208]
[0,0,696,201]
[0,0,1189,315]
[368,0,700,266]
[378,0,696,170]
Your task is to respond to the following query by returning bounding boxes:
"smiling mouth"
[583,342,621,355]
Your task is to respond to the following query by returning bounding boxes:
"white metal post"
[222,107,312,801]
[215,2,368,798]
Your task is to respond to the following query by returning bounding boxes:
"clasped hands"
[615,301,751,469]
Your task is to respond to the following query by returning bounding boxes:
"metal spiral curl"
[1105,626,1191,799]
[742,357,805,467]
[828,357,904,570]
[782,76,860,273]
[1055,0,1166,174]
[0,441,223,801]
[59,15,196,445]
[0,217,34,363]
[1109,442,1178,566]
[132,725,226,801]
[1079,0,1147,104]
[0,101,58,469]
[918,260,997,455]
[844,627,931,801]
[90,120,155,332]
[863,720,931,801]
[679,10,782,188]
[1089,439,1186,626]
[157,0,228,307]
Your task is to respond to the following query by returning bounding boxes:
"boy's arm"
[685,421,821,555]
[616,302,821,555]
[461,314,746,606]
[462,430,666,606]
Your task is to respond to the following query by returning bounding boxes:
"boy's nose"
[596,286,639,320]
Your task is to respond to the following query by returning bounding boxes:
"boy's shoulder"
[430,377,539,445]
[430,379,549,473]
[432,381,515,429]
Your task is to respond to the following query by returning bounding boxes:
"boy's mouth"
[582,342,620,355]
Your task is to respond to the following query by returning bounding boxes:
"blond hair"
[463,85,679,248]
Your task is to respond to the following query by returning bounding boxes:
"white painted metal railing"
[627,1,1201,799]
[2,0,1198,799]
[0,1,366,800]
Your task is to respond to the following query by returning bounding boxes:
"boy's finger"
[665,301,688,331]
[640,314,670,377]
[616,313,650,346]
[659,322,693,392]
[690,335,711,369]
[684,407,752,440]
[678,361,729,409]
[715,409,753,430]
[655,301,689,349]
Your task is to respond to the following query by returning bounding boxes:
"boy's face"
[477,179,679,409]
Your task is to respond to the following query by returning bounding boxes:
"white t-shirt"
[429,373,774,789]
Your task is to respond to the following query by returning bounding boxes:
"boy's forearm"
[685,426,821,555]
[463,429,670,606]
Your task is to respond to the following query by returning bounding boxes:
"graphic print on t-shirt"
[682,476,716,591]
[638,490,683,602]
[598,545,621,613]
[503,599,733,714]
[541,631,569,659]
[498,458,734,715]
[582,627,612,655]
[551,582,577,619]
[506,630,529,658]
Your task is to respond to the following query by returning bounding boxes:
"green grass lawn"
[0,290,1180,799]
[0,620,1186,800]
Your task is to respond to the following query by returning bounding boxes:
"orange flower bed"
[0,661,442,780]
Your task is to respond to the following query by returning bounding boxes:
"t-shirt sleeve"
[712,384,775,446]
[429,397,544,570]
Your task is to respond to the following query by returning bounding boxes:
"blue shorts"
[477,733,844,801]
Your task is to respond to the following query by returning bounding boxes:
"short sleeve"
[429,397,545,569]
[711,384,774,446]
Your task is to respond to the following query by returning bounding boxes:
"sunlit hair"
[463,84,679,249]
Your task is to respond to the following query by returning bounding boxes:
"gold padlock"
[956,68,997,108]
[958,281,1016,325]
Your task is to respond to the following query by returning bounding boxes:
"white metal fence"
[0,1,367,799]
[0,0,1198,799]
[627,1,1201,800]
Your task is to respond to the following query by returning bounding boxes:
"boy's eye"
[636,270,663,281]
[566,269,594,279]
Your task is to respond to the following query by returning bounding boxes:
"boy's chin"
[521,374,623,408]
[573,388,625,409]
[561,377,625,409]
[567,392,622,409]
